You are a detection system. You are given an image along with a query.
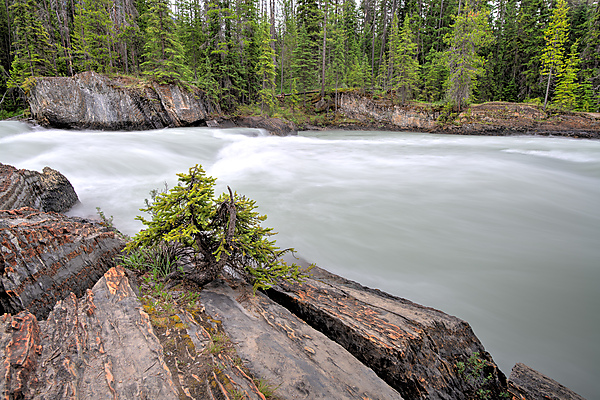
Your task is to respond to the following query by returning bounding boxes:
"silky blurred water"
[1,121,599,398]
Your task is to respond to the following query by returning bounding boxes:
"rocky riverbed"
[0,162,587,399]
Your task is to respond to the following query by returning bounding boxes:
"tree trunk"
[544,68,552,111]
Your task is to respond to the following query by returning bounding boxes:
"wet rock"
[0,163,78,213]
[0,266,179,400]
[338,92,440,131]
[267,266,507,400]
[508,363,585,400]
[233,115,298,136]
[0,207,125,318]
[201,278,402,399]
[28,71,219,130]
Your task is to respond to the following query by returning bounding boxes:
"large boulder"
[0,163,78,213]
[0,266,179,399]
[0,207,125,319]
[28,71,219,130]
[267,266,507,400]
[201,278,402,399]
[508,363,585,400]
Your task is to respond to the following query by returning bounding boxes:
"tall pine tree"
[541,0,569,110]
[141,0,191,83]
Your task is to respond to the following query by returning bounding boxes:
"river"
[1,121,598,398]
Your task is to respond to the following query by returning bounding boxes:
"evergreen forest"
[0,0,599,117]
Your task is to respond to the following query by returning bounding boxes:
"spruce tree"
[389,13,419,104]
[541,0,569,110]
[8,0,55,88]
[72,0,117,73]
[256,16,276,114]
[553,41,580,110]
[141,0,191,83]
[443,1,493,111]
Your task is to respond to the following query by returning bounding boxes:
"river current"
[1,121,598,398]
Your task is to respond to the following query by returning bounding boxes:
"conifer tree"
[553,41,580,110]
[443,1,493,111]
[389,13,419,104]
[541,0,569,110]
[8,0,55,88]
[72,0,117,73]
[141,0,191,83]
[256,16,276,114]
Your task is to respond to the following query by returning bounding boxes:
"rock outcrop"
[339,92,441,131]
[201,278,402,399]
[445,102,600,139]
[508,363,585,400]
[337,93,600,138]
[0,163,78,213]
[28,71,219,130]
[0,266,179,400]
[0,208,125,318]
[266,266,507,400]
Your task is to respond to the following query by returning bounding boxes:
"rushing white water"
[1,121,599,398]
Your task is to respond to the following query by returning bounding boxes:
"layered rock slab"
[0,208,125,318]
[201,278,402,399]
[28,71,219,130]
[267,267,507,400]
[0,163,78,213]
[508,363,585,400]
[0,266,179,400]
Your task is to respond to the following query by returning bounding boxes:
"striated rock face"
[28,71,219,130]
[0,163,78,213]
[339,92,441,131]
[267,267,507,400]
[0,266,179,400]
[201,278,402,399]
[508,363,585,400]
[0,208,125,319]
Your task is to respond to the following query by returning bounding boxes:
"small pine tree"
[128,165,306,291]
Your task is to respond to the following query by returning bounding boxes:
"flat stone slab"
[201,278,402,399]
[267,267,507,400]
[0,266,179,399]
[508,363,585,400]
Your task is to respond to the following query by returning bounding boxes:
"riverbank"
[20,72,600,139]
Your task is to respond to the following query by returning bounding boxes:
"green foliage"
[140,0,191,83]
[388,13,419,104]
[7,0,55,88]
[443,2,494,111]
[553,41,580,110]
[72,0,117,73]
[128,165,306,291]
[256,16,276,114]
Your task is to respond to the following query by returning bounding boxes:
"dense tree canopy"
[0,0,599,113]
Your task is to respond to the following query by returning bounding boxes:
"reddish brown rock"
[267,266,507,400]
[508,363,585,400]
[0,266,179,400]
[0,208,125,319]
[0,163,78,213]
